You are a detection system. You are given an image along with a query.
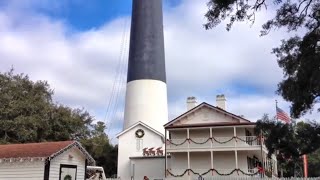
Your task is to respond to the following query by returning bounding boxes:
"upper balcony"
[165,122,266,152]
[166,136,264,152]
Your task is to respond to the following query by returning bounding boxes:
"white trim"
[48,141,95,165]
[0,157,45,163]
[116,121,165,141]
[164,103,251,128]
[167,124,255,131]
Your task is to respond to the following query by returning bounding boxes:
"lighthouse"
[117,0,168,179]
[123,0,168,134]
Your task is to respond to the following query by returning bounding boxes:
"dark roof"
[165,122,256,129]
[0,141,74,159]
[164,102,252,128]
[129,156,165,159]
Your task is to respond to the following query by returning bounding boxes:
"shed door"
[60,165,77,180]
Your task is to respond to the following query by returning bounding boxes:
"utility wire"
[103,18,128,132]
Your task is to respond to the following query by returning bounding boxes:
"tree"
[0,69,119,176]
[204,0,320,118]
[81,121,118,177]
[308,148,320,177]
[254,114,320,176]
[0,69,93,143]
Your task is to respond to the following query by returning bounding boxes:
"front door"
[60,164,77,180]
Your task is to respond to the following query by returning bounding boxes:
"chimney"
[216,94,226,110]
[187,97,197,110]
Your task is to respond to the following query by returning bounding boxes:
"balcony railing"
[167,168,260,178]
[166,136,263,150]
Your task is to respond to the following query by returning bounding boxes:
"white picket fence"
[164,178,320,180]
[105,178,320,180]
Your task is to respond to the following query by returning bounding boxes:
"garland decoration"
[189,138,211,144]
[167,139,189,146]
[235,136,258,142]
[135,129,145,138]
[212,136,235,144]
[167,168,260,177]
[167,136,260,146]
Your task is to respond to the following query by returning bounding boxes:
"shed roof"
[0,141,95,165]
[0,141,73,159]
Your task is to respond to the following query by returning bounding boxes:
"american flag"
[276,107,291,123]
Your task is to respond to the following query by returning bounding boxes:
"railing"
[166,168,261,178]
[167,136,263,150]
[115,177,320,180]
[165,178,320,180]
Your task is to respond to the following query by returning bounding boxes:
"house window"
[247,156,260,172]
[247,156,255,172]
[245,129,253,145]
[136,139,143,151]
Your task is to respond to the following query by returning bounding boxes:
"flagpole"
[275,100,283,177]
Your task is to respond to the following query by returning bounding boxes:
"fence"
[105,178,320,180]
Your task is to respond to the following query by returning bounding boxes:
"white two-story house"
[164,95,277,179]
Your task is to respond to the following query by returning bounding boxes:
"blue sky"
[0,0,181,30]
[0,0,318,142]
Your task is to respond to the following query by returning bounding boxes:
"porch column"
[262,152,266,177]
[187,128,190,149]
[210,128,213,148]
[187,151,190,179]
[235,151,238,170]
[210,127,213,148]
[233,126,237,147]
[210,151,213,169]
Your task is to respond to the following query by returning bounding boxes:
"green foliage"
[81,122,118,177]
[274,32,320,118]
[308,148,320,177]
[0,69,118,176]
[204,0,320,118]
[255,115,320,176]
[0,69,93,143]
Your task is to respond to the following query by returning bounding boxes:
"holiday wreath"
[64,175,72,180]
[135,129,145,138]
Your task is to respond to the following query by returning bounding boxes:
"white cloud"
[0,0,318,143]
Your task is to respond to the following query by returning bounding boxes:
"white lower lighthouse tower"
[117,0,168,179]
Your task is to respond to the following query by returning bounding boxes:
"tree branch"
[298,0,308,11]
[255,0,266,10]
[299,0,313,18]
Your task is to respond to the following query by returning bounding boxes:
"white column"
[233,126,237,148]
[187,151,191,179]
[210,151,214,169]
[210,128,213,148]
[235,151,238,169]
[187,128,190,149]
[264,155,266,169]
[187,128,190,138]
